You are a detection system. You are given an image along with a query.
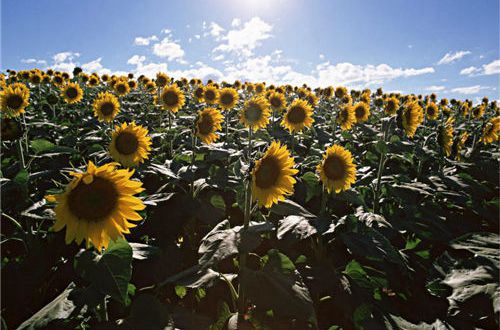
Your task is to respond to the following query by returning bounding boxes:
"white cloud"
[437,50,471,65]
[231,18,241,27]
[451,85,491,95]
[319,54,325,60]
[127,55,146,66]
[424,85,445,92]
[460,59,500,76]
[212,17,273,57]
[21,58,46,65]
[81,58,104,72]
[194,34,201,39]
[208,22,224,38]
[212,54,225,61]
[161,28,171,34]
[134,35,159,46]
[152,36,185,62]
[408,45,413,49]
[53,51,80,64]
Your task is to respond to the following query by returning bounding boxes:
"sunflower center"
[116,84,127,94]
[324,155,346,181]
[287,106,306,124]
[205,90,216,101]
[355,106,365,119]
[162,91,179,106]
[245,103,263,122]
[100,102,115,116]
[6,94,24,110]
[270,97,282,108]
[197,114,214,135]
[157,76,167,86]
[255,158,280,189]
[220,93,234,106]
[427,107,435,116]
[68,177,118,221]
[115,132,139,155]
[66,87,78,99]
[195,88,204,99]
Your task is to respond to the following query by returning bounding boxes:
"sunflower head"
[385,97,399,115]
[472,105,485,119]
[240,96,271,131]
[353,102,370,123]
[159,84,185,112]
[114,79,131,97]
[425,102,439,120]
[1,117,23,141]
[93,92,120,122]
[145,81,156,93]
[193,85,205,102]
[305,92,318,107]
[438,116,454,157]
[128,80,137,90]
[88,75,100,87]
[218,87,239,110]
[195,107,224,144]
[281,99,314,133]
[156,72,170,88]
[337,104,356,131]
[109,122,152,167]
[323,86,334,99]
[452,131,469,161]
[268,91,286,112]
[480,116,500,144]
[335,86,348,99]
[30,71,43,84]
[317,144,356,194]
[203,85,219,104]
[251,141,298,208]
[255,83,265,94]
[0,83,30,117]
[46,161,145,251]
[400,101,424,138]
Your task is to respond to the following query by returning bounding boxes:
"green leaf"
[210,302,233,330]
[30,139,55,153]
[175,285,187,299]
[301,171,321,202]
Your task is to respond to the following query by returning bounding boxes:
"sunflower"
[156,72,169,88]
[0,84,30,117]
[109,122,152,167]
[425,102,439,120]
[30,71,43,84]
[335,86,348,99]
[204,85,219,104]
[1,117,22,141]
[145,81,156,93]
[240,97,271,130]
[88,75,100,87]
[45,161,145,250]
[128,80,137,90]
[438,116,454,156]
[218,87,239,110]
[159,84,185,113]
[114,79,131,97]
[401,101,424,138]
[255,83,265,94]
[452,131,469,161]
[251,141,298,208]
[61,82,83,104]
[52,74,65,87]
[268,91,286,112]
[195,107,224,144]
[323,86,334,99]
[480,117,500,144]
[305,92,318,107]
[246,83,255,93]
[193,85,205,102]
[353,102,370,123]
[93,92,120,122]
[471,105,485,119]
[281,99,314,133]
[385,97,399,115]
[317,144,356,194]
[337,104,356,131]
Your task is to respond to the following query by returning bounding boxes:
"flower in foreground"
[317,144,356,194]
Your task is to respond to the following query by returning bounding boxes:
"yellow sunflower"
[193,85,205,102]
[159,84,185,113]
[305,92,318,107]
[195,107,224,144]
[203,85,219,104]
[217,87,239,110]
[472,105,485,119]
[317,144,357,194]
[114,79,131,97]
[0,84,30,117]
[438,116,454,156]
[156,72,170,88]
[61,82,83,104]
[453,131,469,161]
[425,102,439,120]
[268,91,287,112]
[145,81,156,94]
[93,92,120,122]
[281,99,314,133]
[385,97,399,116]
[353,102,370,123]
[480,117,500,144]
[335,86,348,99]
[88,75,100,87]
[109,122,152,167]
[251,141,298,208]
[52,74,65,87]
[255,83,265,94]
[401,101,424,138]
[240,96,271,130]
[337,104,356,131]
[30,71,43,84]
[45,161,145,251]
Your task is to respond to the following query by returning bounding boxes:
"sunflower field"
[1,68,499,330]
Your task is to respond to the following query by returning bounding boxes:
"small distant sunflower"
[353,102,370,123]
[480,117,500,144]
[128,80,137,90]
[52,74,65,87]
[385,97,399,115]
[61,83,83,104]
[109,122,152,167]
[305,92,318,107]
[193,85,205,102]
[88,75,100,87]
[114,79,131,97]
[438,116,454,157]
[30,71,43,84]
[335,86,348,99]
[317,144,356,194]
[281,99,314,133]
[246,83,255,93]
[425,102,439,120]
[218,87,239,110]
[195,107,224,144]
[159,85,185,113]
[93,92,120,122]
[472,105,485,119]
[204,85,219,104]
[240,97,271,130]
[268,91,286,112]
[401,101,424,138]
[45,161,145,250]
[145,81,156,93]
[156,72,169,88]
[323,86,334,99]
[251,141,298,208]
[337,104,356,131]
[452,132,469,161]
[0,84,30,117]
[255,83,265,94]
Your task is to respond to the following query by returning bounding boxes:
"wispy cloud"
[437,50,471,65]
[424,85,445,92]
[134,35,159,46]
[460,59,500,76]
[451,85,492,95]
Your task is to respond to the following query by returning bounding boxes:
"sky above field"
[2,0,499,102]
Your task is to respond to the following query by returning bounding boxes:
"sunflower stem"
[168,111,174,158]
[373,118,392,214]
[320,185,328,216]
[238,178,252,315]
[224,109,230,146]
[16,139,26,169]
[190,135,197,198]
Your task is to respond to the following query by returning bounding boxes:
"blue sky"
[2,0,499,101]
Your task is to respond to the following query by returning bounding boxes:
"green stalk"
[16,139,26,169]
[373,119,392,214]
